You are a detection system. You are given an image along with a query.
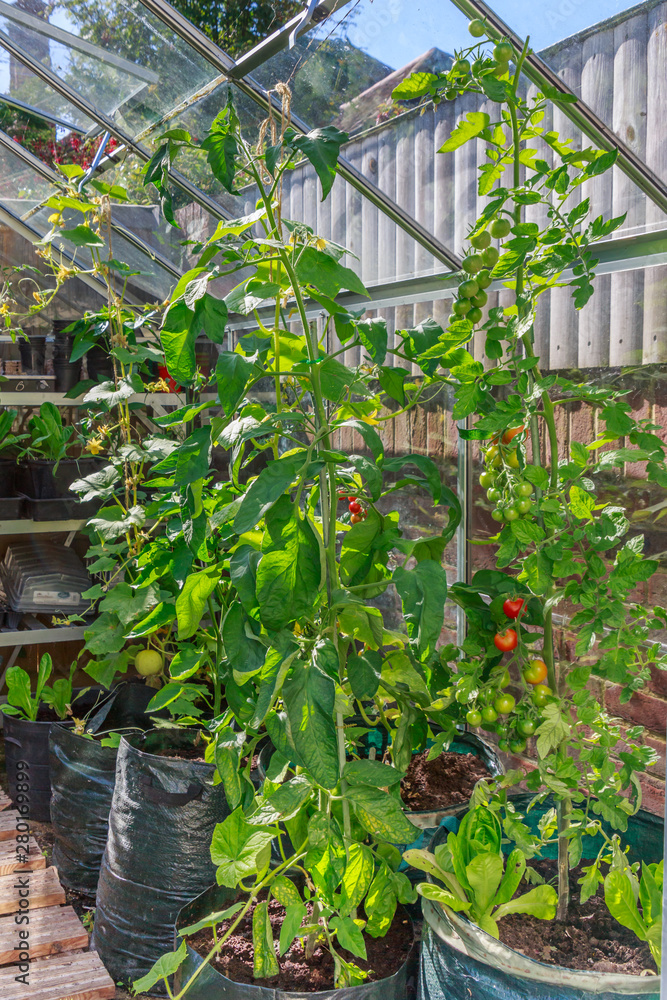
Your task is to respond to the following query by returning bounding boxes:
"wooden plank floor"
[0,810,24,842]
[0,789,12,811]
[0,834,45,874]
[0,866,65,915]
[0,817,116,999]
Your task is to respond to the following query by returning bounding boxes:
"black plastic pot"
[53,320,82,392]
[91,728,231,987]
[16,456,103,518]
[173,883,417,1000]
[0,457,18,497]
[417,795,662,1000]
[0,497,23,518]
[49,682,161,897]
[86,344,114,382]
[18,334,46,375]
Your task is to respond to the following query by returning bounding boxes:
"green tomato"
[509,738,527,753]
[466,709,482,727]
[491,509,505,522]
[493,60,510,77]
[471,291,488,308]
[468,18,486,37]
[506,450,520,469]
[470,231,491,250]
[481,705,498,724]
[516,498,533,514]
[462,253,484,274]
[517,719,536,737]
[503,506,520,522]
[482,246,500,268]
[499,669,511,688]
[452,58,471,75]
[494,693,516,715]
[495,724,508,738]
[494,41,514,63]
[487,487,502,503]
[459,279,479,298]
[490,218,512,239]
[476,269,492,289]
[445,89,458,101]
[516,481,534,497]
[479,470,496,488]
[453,297,472,316]
[468,307,483,324]
[532,684,552,707]
[498,738,511,752]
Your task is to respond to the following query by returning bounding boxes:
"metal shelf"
[0,623,86,647]
[0,519,86,535]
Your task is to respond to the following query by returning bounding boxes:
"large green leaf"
[5,667,34,720]
[283,658,339,789]
[346,650,380,700]
[466,853,504,916]
[161,299,196,384]
[133,940,187,994]
[201,101,238,193]
[439,112,490,152]
[356,317,388,365]
[172,426,212,486]
[253,901,280,978]
[279,902,307,956]
[256,497,321,629]
[285,125,348,199]
[393,559,448,658]
[343,759,403,787]
[295,248,367,298]
[175,565,222,639]
[210,808,274,888]
[234,452,306,535]
[222,602,267,674]
[345,786,418,843]
[339,843,375,917]
[604,870,647,941]
[494,883,558,923]
[215,352,254,417]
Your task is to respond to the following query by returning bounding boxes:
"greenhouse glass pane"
[0,45,95,131]
[0,0,220,138]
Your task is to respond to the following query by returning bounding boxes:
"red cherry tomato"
[501,425,526,445]
[494,628,518,653]
[349,501,362,514]
[350,513,362,524]
[523,659,548,685]
[502,597,524,619]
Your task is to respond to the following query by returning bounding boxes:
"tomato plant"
[493,629,518,652]
[523,660,548,685]
[502,597,524,619]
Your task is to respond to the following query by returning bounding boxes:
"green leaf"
[179,902,245,937]
[253,900,280,978]
[285,125,348,199]
[279,902,307,956]
[132,939,187,994]
[393,559,448,658]
[210,808,274,888]
[604,870,647,941]
[256,499,322,630]
[234,452,306,535]
[339,843,375,918]
[215,352,254,416]
[283,658,339,789]
[356,318,388,365]
[417,883,472,913]
[60,224,106,247]
[378,366,408,405]
[392,71,439,100]
[214,728,243,810]
[535,703,571,758]
[466,853,504,915]
[161,300,195,384]
[84,612,127,654]
[438,112,490,152]
[83,373,143,408]
[271,876,302,908]
[331,915,367,959]
[5,667,35,720]
[347,651,380,700]
[494,883,558,921]
[175,565,221,639]
[202,101,238,193]
[492,849,526,907]
[343,759,403,787]
[345,786,417,843]
[569,484,595,520]
[222,602,267,674]
[295,248,367,298]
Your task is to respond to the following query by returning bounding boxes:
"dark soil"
[401,751,489,811]
[190,896,413,991]
[498,858,657,976]
[151,745,208,761]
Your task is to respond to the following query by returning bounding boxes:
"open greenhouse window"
[0,0,222,139]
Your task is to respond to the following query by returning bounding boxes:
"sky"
[332,0,643,71]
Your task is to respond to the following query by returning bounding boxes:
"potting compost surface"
[498,858,656,975]
[190,897,413,990]
[400,751,489,810]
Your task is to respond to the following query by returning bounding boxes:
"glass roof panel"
[0,44,95,131]
[0,0,221,138]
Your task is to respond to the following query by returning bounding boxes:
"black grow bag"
[173,882,418,1000]
[416,795,662,1000]
[91,728,230,988]
[49,682,161,897]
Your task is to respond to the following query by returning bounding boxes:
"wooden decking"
[0,810,115,999]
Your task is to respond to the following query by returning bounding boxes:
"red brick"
[604,683,667,734]
[637,773,665,817]
[649,662,667,699]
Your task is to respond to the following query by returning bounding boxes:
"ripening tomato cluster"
[479,428,534,522]
[442,27,515,103]
[339,493,368,525]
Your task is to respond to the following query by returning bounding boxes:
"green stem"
[207,595,223,717]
